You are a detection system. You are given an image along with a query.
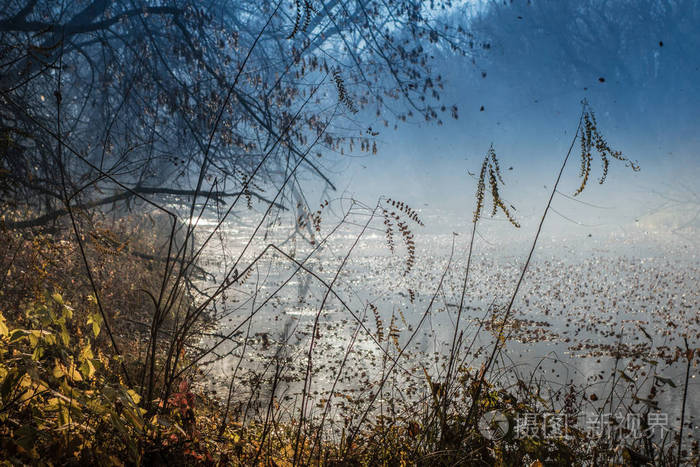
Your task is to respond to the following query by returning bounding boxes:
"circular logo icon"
[478,410,510,440]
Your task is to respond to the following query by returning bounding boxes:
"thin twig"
[467,105,585,425]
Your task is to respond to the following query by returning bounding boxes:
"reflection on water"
[195,209,699,439]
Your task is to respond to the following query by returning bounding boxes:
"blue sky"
[330,0,700,239]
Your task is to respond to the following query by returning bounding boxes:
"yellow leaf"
[18,373,32,389]
[52,293,63,305]
[46,397,61,409]
[59,325,70,346]
[126,389,141,405]
[69,360,83,382]
[80,359,96,381]
[79,342,94,362]
[108,455,125,467]
[87,312,102,338]
[53,360,67,379]
[28,332,39,348]
[0,312,8,337]
[31,345,44,361]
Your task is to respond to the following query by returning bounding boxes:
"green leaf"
[87,312,102,338]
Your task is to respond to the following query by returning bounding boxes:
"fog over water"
[193,0,700,440]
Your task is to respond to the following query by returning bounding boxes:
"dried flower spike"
[473,145,519,228]
[381,199,423,276]
[575,104,639,196]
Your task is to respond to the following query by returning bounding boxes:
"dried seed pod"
[287,0,302,39]
[473,145,519,228]
[575,104,640,196]
[332,69,358,113]
[301,0,315,33]
[371,303,383,342]
[381,199,423,275]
